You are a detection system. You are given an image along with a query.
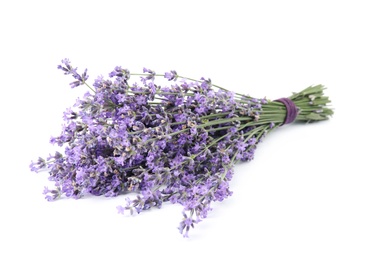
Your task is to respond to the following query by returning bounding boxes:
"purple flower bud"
[164,70,177,81]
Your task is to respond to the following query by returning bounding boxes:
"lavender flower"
[31,59,333,237]
[164,70,177,81]
[29,157,46,173]
[142,67,155,80]
[57,59,89,88]
[43,186,61,201]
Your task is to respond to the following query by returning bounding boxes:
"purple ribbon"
[275,98,298,125]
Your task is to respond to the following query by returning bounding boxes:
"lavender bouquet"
[30,59,333,237]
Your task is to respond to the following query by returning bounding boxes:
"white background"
[1,0,369,259]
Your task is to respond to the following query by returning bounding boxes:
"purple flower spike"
[109,66,130,80]
[57,59,89,88]
[164,70,177,81]
[57,58,76,75]
[142,67,155,80]
[43,186,61,201]
[29,157,46,172]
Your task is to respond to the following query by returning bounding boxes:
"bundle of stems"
[30,59,333,237]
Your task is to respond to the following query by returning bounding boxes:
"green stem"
[84,82,95,93]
